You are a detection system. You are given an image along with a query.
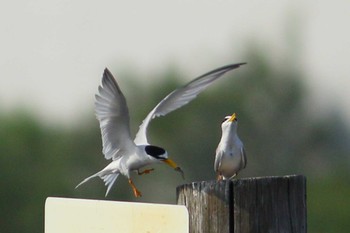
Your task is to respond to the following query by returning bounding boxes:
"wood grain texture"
[232,175,306,233]
[177,175,306,233]
[177,180,232,233]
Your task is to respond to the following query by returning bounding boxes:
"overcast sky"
[0,0,349,125]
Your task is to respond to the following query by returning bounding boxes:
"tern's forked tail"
[101,173,120,196]
[75,172,120,197]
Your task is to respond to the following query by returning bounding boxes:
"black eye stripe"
[222,117,230,123]
[221,116,238,123]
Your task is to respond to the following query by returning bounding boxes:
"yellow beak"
[228,113,236,122]
[163,158,178,168]
[163,159,185,179]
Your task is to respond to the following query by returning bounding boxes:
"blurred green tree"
[0,49,349,233]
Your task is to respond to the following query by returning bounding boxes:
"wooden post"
[176,175,306,233]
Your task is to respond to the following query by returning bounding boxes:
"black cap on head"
[145,145,166,159]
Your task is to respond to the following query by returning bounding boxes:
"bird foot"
[133,188,142,197]
[138,168,155,175]
[217,174,224,181]
[128,179,142,197]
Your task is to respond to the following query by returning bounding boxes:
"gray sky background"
[0,0,349,125]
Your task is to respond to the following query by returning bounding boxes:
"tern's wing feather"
[95,68,136,160]
[214,149,224,172]
[241,147,247,169]
[135,62,246,144]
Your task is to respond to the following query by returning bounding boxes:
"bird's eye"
[222,117,229,123]
[234,117,238,121]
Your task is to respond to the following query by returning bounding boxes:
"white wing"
[134,62,246,145]
[95,68,136,160]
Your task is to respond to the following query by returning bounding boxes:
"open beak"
[228,113,236,122]
[163,159,185,179]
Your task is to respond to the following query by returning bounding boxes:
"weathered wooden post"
[177,175,306,233]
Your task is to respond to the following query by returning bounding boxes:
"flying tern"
[214,113,247,180]
[76,63,246,197]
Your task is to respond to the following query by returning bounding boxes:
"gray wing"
[134,62,246,145]
[241,147,247,169]
[95,68,136,160]
[214,149,224,172]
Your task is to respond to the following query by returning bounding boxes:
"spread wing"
[95,68,136,160]
[134,62,246,145]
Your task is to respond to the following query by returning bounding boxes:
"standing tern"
[76,63,246,197]
[214,113,247,180]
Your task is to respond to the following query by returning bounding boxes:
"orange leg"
[137,168,155,175]
[128,179,142,197]
[217,173,224,181]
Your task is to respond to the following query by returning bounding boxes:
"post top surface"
[45,197,189,233]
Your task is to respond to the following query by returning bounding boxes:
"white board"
[45,197,188,233]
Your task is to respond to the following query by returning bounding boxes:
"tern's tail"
[101,173,120,196]
[75,172,120,197]
[75,172,99,189]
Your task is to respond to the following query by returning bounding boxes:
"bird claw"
[133,188,142,197]
[128,179,142,197]
[217,174,224,181]
[138,168,155,175]
[175,167,185,180]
